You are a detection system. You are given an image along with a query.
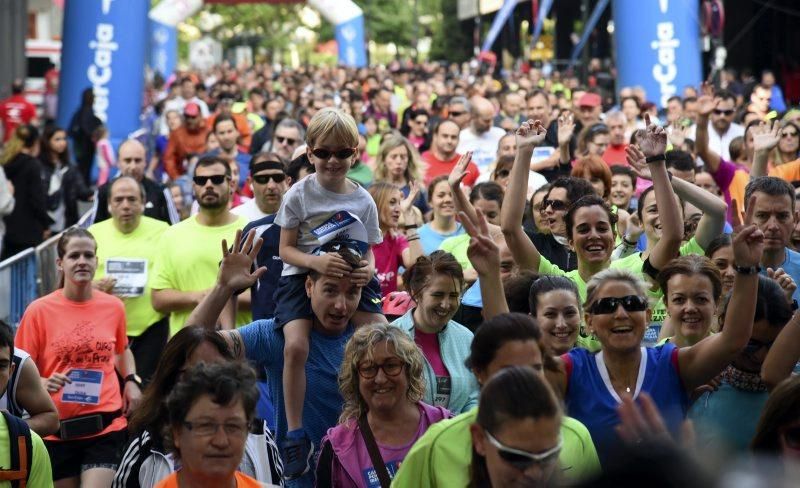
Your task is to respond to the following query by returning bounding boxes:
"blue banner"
[612,0,702,107]
[149,19,177,79]
[481,0,518,52]
[57,0,149,146]
[334,15,367,68]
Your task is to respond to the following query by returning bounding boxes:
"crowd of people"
[1,59,800,487]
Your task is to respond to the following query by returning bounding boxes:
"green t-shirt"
[347,163,373,187]
[89,216,169,337]
[392,408,600,487]
[439,234,471,270]
[151,215,250,336]
[0,414,53,488]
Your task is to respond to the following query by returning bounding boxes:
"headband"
[250,161,285,174]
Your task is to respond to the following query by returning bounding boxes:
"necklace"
[625,387,631,393]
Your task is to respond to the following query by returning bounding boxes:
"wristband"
[403,225,419,230]
[734,265,761,275]
[645,154,666,163]
[623,236,638,247]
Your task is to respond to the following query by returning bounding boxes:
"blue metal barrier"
[0,249,37,328]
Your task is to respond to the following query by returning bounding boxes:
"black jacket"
[528,230,577,272]
[92,177,179,225]
[41,162,93,230]
[2,153,52,248]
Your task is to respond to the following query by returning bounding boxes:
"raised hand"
[625,145,652,181]
[461,209,500,278]
[635,114,667,157]
[732,195,765,268]
[448,150,473,189]
[768,267,798,304]
[557,112,575,147]
[752,120,781,152]
[218,229,267,293]
[668,121,688,149]
[401,181,421,217]
[625,214,644,243]
[697,83,718,116]
[516,119,547,151]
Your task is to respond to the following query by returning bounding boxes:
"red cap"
[578,93,602,108]
[184,102,201,117]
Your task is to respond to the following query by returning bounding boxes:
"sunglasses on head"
[543,199,569,212]
[193,174,229,186]
[781,425,800,450]
[485,431,562,471]
[253,173,287,185]
[311,147,357,160]
[276,136,298,145]
[712,109,735,116]
[589,295,648,315]
[743,338,775,355]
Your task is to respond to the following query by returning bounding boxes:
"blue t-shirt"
[564,344,688,466]
[418,223,464,256]
[239,319,353,457]
[761,247,800,304]
[461,279,483,308]
[689,381,769,453]
[242,215,282,320]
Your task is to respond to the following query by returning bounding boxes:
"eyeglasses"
[193,174,229,186]
[310,147,357,160]
[449,111,465,117]
[781,425,800,450]
[743,338,775,355]
[183,420,249,438]
[276,136,298,145]
[253,173,287,185]
[589,295,648,315]
[712,109,735,116]
[782,131,799,139]
[485,431,562,471]
[542,199,569,212]
[357,359,405,379]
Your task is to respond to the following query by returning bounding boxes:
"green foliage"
[428,0,471,62]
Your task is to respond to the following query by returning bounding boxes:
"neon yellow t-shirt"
[89,216,169,337]
[151,215,250,336]
[392,408,600,487]
[439,234,472,270]
[0,414,53,488]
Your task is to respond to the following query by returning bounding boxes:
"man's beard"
[197,192,229,210]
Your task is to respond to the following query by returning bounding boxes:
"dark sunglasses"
[495,169,510,178]
[449,111,465,117]
[485,431,562,471]
[744,338,775,355]
[543,199,569,212]
[253,173,287,185]
[193,174,229,186]
[782,131,799,138]
[276,136,298,145]
[712,109,735,116]
[311,147,357,160]
[589,295,648,315]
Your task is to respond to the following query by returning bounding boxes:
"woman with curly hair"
[315,323,450,487]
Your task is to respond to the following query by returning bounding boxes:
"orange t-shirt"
[15,289,128,441]
[420,151,479,187]
[155,471,263,488]
[769,159,800,182]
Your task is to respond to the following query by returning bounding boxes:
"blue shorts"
[273,274,383,328]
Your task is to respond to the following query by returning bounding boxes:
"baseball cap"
[184,102,201,117]
[578,93,602,108]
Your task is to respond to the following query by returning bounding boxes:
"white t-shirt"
[275,174,382,276]
[457,126,507,175]
[232,199,271,223]
[687,121,744,162]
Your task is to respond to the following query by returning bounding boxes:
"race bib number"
[310,211,369,252]
[106,258,148,297]
[362,460,400,488]
[434,376,452,408]
[62,369,103,405]
[531,146,555,164]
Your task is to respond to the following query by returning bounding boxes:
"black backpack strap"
[1,410,32,488]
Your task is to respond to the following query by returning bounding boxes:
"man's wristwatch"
[124,374,143,388]
[734,265,761,275]
[645,154,666,164]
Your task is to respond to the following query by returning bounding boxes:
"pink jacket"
[316,402,450,487]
